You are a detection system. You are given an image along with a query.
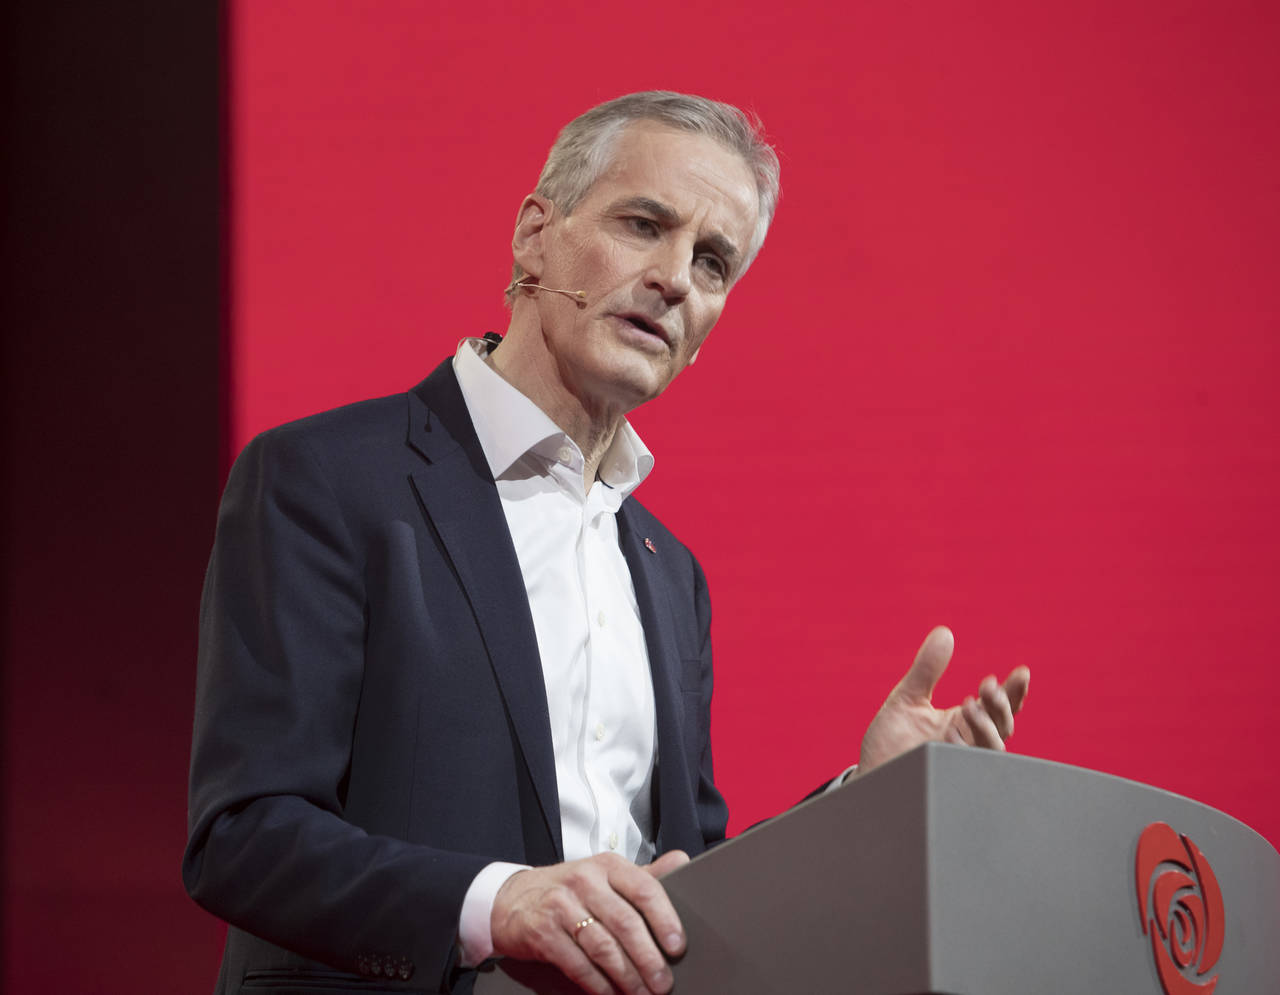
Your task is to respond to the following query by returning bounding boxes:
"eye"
[626,216,660,237]
[696,253,728,284]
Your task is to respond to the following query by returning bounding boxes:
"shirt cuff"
[458,861,531,967]
[823,763,859,794]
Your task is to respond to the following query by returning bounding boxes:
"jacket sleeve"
[183,425,488,989]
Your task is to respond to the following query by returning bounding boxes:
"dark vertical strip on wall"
[219,0,234,478]
[0,1,225,987]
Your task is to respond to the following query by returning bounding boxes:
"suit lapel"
[405,363,563,860]
[617,504,697,854]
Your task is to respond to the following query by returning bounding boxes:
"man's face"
[517,122,760,413]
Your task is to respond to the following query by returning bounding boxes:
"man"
[185,91,1029,995]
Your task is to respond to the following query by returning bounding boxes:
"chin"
[592,370,669,413]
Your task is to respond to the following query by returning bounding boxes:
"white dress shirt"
[450,338,660,963]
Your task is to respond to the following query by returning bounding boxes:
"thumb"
[644,850,691,879]
[896,626,955,702]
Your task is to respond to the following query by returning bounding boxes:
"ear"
[512,194,554,279]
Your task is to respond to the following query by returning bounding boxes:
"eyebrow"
[610,195,743,267]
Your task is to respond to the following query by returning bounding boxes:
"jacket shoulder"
[242,392,405,460]
[231,359,459,472]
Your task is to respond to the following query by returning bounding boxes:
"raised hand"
[859,626,1030,775]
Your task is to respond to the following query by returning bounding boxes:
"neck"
[490,309,627,489]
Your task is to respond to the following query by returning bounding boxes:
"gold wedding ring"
[572,916,597,939]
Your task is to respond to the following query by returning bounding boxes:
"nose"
[643,242,692,303]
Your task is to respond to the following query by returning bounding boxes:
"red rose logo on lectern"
[1135,822,1225,995]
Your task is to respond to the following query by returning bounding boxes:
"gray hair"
[507,90,781,305]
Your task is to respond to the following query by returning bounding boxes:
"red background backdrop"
[3,1,1276,991]
[230,0,1279,843]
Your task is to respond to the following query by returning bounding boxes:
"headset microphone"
[506,277,588,306]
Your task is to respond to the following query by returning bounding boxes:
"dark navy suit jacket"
[183,359,728,994]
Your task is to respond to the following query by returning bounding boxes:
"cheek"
[552,230,624,286]
[590,240,634,285]
[685,303,723,351]
[551,242,590,281]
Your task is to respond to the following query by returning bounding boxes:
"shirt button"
[596,610,606,627]
[557,444,574,464]
[608,832,619,850]
[594,722,605,741]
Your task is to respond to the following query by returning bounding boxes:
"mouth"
[615,312,670,345]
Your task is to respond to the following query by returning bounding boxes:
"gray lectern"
[474,744,1279,994]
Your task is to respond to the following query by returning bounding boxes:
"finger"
[570,907,654,995]
[546,926,616,995]
[896,626,955,702]
[1003,665,1031,715]
[978,675,1014,740]
[944,708,973,746]
[961,695,1005,750]
[608,860,684,958]
[586,886,673,993]
[644,850,690,879]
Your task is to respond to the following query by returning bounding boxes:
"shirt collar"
[451,337,655,498]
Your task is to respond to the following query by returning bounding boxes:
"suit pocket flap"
[240,967,428,993]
